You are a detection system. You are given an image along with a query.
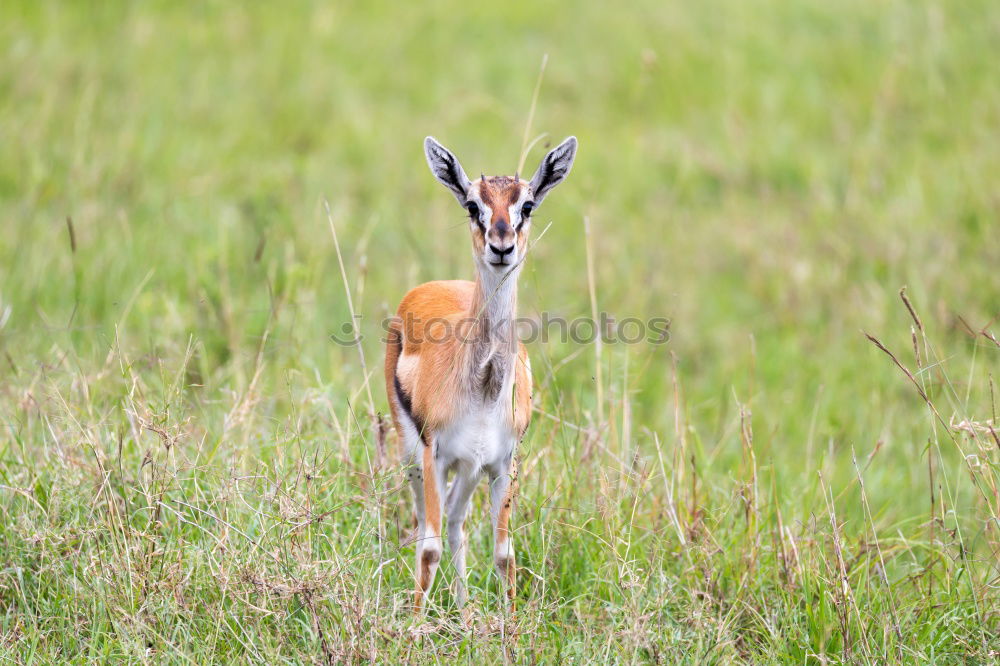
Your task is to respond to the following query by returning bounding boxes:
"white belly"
[435,401,517,475]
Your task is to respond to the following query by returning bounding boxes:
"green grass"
[1,0,999,662]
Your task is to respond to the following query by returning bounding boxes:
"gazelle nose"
[488,243,515,257]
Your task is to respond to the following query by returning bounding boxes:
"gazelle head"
[424,136,578,272]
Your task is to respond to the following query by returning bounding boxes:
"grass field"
[2,1,999,662]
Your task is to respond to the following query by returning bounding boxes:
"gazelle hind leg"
[407,463,426,607]
[414,432,443,613]
[407,464,426,538]
[489,455,518,605]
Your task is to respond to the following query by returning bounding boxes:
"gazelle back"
[384,135,578,612]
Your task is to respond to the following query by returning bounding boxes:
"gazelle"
[384,135,578,612]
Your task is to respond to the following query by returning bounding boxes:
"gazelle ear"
[529,136,577,204]
[424,136,472,203]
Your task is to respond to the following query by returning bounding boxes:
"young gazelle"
[384,135,577,611]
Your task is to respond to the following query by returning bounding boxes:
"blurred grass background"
[1,0,998,662]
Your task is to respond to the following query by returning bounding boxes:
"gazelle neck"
[464,263,520,402]
[469,263,519,347]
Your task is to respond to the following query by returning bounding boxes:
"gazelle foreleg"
[445,466,479,608]
[488,453,519,605]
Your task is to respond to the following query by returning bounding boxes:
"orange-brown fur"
[385,279,532,435]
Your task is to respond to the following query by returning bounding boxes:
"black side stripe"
[394,372,426,439]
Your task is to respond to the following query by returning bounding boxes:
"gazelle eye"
[466,202,485,230]
[517,202,534,231]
